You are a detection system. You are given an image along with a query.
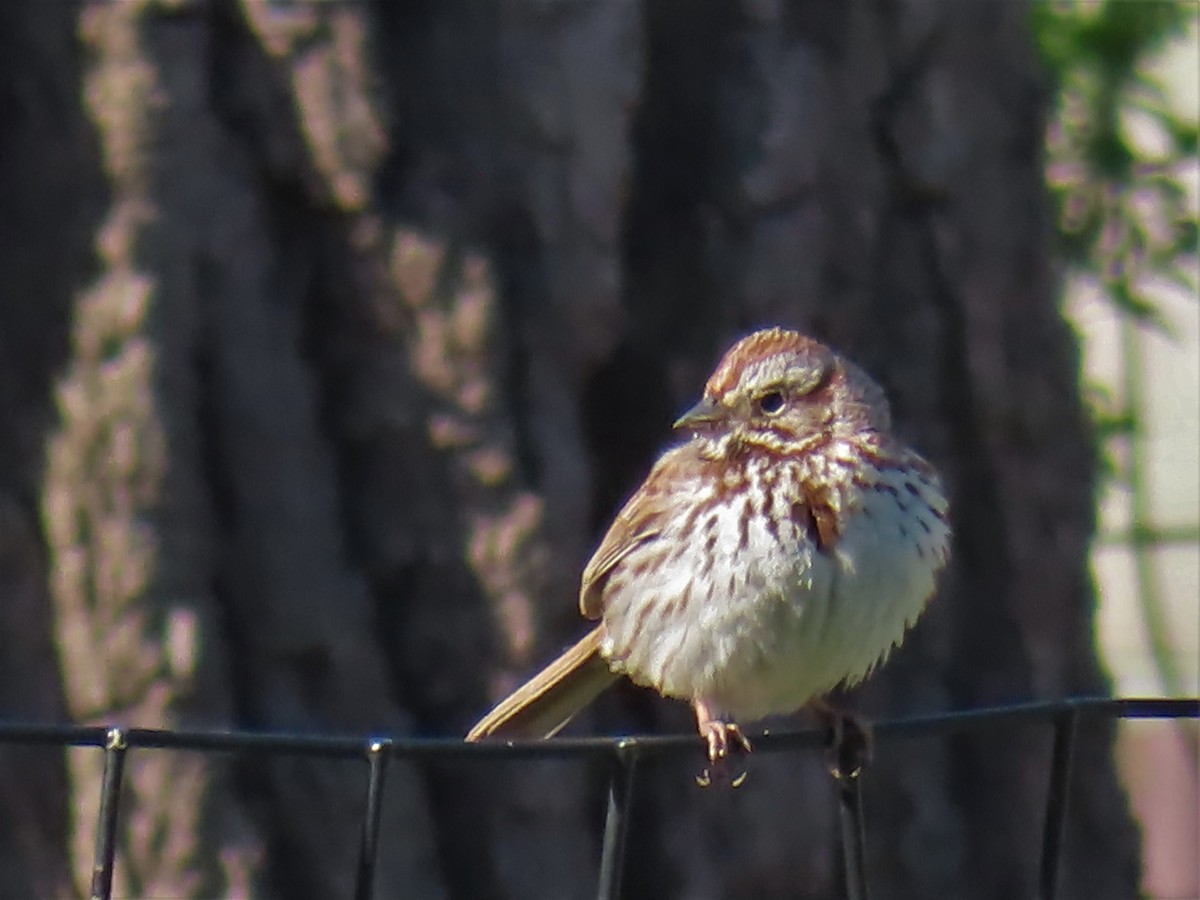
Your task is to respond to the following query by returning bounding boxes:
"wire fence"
[1,696,1196,900]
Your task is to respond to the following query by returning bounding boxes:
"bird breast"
[598,439,950,722]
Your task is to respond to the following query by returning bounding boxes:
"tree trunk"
[0,1,1140,898]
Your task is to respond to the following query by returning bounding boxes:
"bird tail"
[466,627,618,741]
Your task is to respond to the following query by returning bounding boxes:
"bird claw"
[822,713,872,783]
[695,768,749,789]
[696,721,752,788]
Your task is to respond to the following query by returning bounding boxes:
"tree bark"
[0,1,1140,898]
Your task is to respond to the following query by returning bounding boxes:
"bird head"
[674,328,891,458]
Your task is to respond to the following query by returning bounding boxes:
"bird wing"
[579,445,703,619]
[578,522,660,620]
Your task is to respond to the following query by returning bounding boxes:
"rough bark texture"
[0,1,1141,898]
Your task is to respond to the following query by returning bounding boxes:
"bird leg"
[693,699,752,788]
[809,698,872,783]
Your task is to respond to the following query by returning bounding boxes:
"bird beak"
[674,396,724,431]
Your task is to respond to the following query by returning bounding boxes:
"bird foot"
[695,720,752,788]
[812,702,872,783]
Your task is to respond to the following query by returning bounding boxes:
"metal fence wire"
[1,696,1196,900]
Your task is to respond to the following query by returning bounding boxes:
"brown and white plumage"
[466,328,950,759]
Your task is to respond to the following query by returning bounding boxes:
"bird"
[466,327,950,781]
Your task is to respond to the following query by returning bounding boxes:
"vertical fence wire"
[596,740,639,900]
[1038,708,1079,900]
[89,727,128,900]
[353,739,393,900]
[837,772,871,900]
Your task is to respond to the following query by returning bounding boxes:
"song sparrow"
[467,328,950,777]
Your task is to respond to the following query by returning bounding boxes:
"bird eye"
[757,391,785,415]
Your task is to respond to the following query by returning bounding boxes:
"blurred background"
[0,1,1195,898]
[1052,8,1198,899]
